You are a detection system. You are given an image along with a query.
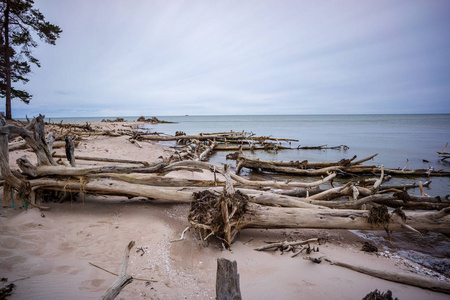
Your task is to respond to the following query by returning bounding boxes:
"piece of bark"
[65,136,76,167]
[216,258,242,300]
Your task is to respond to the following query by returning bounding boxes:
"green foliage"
[0,0,62,117]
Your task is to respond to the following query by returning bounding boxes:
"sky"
[8,0,450,117]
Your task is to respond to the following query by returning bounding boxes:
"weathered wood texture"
[239,204,450,234]
[216,258,242,300]
[100,241,135,300]
[326,257,450,294]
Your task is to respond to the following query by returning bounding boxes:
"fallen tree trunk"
[28,177,322,208]
[188,189,450,247]
[297,144,349,150]
[235,153,450,177]
[164,160,338,189]
[9,139,80,151]
[305,194,450,211]
[230,172,337,189]
[17,157,168,177]
[379,180,431,190]
[196,140,217,161]
[239,203,450,234]
[215,145,293,151]
[138,133,246,142]
[236,158,376,176]
[51,154,151,166]
[324,257,450,294]
[235,153,377,171]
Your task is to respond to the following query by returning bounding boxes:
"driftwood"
[51,154,151,166]
[235,153,450,177]
[24,177,321,209]
[17,157,168,177]
[3,115,450,256]
[235,153,377,175]
[215,144,293,151]
[235,153,376,171]
[65,136,76,167]
[196,140,217,161]
[324,257,450,294]
[305,193,450,211]
[254,238,318,252]
[47,121,94,131]
[438,143,450,161]
[99,241,135,300]
[187,190,450,246]
[216,258,242,300]
[1,114,57,205]
[8,139,80,151]
[297,144,349,150]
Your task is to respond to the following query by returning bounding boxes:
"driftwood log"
[438,143,450,161]
[235,153,450,177]
[188,189,450,246]
[324,257,450,294]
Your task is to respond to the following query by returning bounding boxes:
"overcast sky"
[9,0,450,117]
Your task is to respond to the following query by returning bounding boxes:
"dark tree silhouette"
[1,0,62,119]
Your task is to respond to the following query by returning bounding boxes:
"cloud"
[7,0,450,117]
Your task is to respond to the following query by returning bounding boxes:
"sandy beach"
[1,121,449,300]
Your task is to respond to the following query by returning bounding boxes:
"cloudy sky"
[9,0,450,117]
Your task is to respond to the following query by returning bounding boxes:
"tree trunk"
[239,203,450,234]
[4,0,12,119]
[326,257,450,294]
[27,177,321,209]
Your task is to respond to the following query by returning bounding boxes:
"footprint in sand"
[0,249,14,257]
[12,259,53,276]
[56,265,81,275]
[79,279,106,291]
[0,255,27,271]
[0,236,20,249]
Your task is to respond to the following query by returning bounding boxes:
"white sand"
[1,122,449,299]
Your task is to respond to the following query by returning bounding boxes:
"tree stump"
[216,258,242,300]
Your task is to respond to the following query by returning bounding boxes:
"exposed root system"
[188,189,248,247]
[362,289,398,300]
[368,205,390,232]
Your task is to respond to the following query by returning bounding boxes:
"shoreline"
[1,120,449,299]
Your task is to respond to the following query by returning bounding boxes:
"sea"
[46,114,450,273]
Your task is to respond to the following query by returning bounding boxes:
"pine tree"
[0,0,62,119]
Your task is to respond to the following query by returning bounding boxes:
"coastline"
[1,120,449,299]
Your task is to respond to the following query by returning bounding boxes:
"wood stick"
[254,238,318,251]
[100,241,135,300]
[89,262,157,282]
